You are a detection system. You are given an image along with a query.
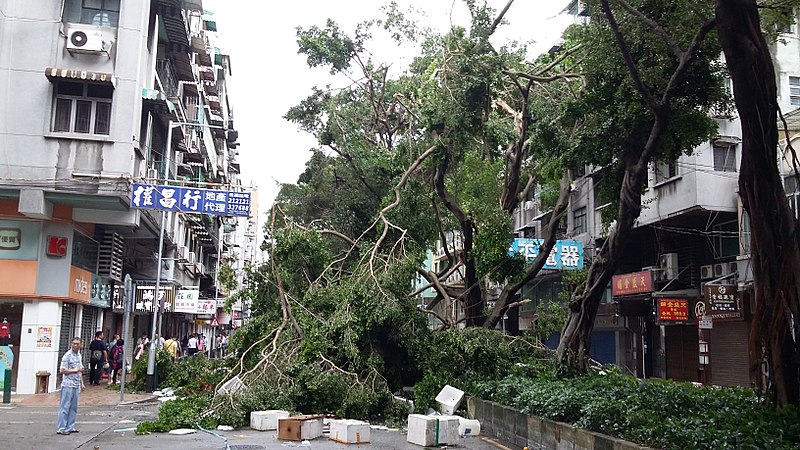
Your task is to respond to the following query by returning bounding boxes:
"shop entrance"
[0,301,25,390]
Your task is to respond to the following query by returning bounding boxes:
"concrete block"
[278,415,324,441]
[250,410,289,431]
[329,419,370,444]
[435,384,464,414]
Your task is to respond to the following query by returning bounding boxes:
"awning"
[142,88,177,121]
[45,67,115,87]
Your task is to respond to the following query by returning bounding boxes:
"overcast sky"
[205,0,572,222]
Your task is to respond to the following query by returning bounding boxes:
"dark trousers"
[89,360,103,384]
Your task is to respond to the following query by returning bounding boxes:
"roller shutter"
[710,321,750,387]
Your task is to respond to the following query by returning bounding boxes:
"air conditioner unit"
[523,200,536,211]
[176,245,188,262]
[700,264,714,280]
[728,262,738,277]
[146,168,159,180]
[659,252,678,280]
[713,262,729,277]
[187,251,196,264]
[66,28,104,54]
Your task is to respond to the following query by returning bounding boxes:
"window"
[654,160,678,183]
[63,0,120,27]
[573,206,587,234]
[740,209,751,255]
[712,221,739,259]
[52,81,113,136]
[713,144,737,172]
[790,76,800,107]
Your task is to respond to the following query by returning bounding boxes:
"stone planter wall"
[466,397,652,450]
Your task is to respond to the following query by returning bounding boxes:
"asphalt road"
[0,400,519,450]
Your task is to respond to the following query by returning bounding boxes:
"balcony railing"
[156,59,180,99]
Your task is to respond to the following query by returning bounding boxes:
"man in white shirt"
[56,337,85,435]
[187,333,198,356]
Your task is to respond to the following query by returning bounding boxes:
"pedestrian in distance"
[56,337,85,435]
[164,335,178,362]
[110,338,125,384]
[186,333,198,356]
[88,331,108,385]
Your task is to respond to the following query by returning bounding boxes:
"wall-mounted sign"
[657,298,690,322]
[612,271,654,297]
[703,284,741,320]
[46,235,68,257]
[196,299,216,315]
[175,288,200,314]
[508,239,584,270]
[134,285,175,313]
[90,275,112,308]
[45,67,113,84]
[68,266,92,303]
[0,228,21,250]
[131,183,251,217]
[36,326,53,348]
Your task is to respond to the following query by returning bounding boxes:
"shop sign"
[46,235,68,257]
[134,284,175,313]
[612,271,653,297]
[0,346,13,389]
[112,285,125,311]
[175,288,200,313]
[0,228,22,250]
[703,284,741,320]
[131,184,251,217]
[68,266,92,303]
[657,298,689,322]
[196,299,216,315]
[36,326,53,348]
[89,275,112,308]
[508,239,584,270]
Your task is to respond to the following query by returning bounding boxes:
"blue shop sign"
[130,184,250,217]
[508,238,584,270]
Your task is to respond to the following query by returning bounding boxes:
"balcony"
[156,59,180,99]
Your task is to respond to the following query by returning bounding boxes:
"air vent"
[98,232,124,281]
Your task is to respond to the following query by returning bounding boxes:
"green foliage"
[217,264,237,293]
[136,395,216,434]
[128,349,174,391]
[163,356,227,396]
[296,19,357,74]
[475,372,800,449]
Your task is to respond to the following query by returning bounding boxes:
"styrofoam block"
[278,415,324,441]
[407,414,437,446]
[250,410,289,431]
[329,419,371,444]
[435,384,464,415]
[458,418,481,437]
[406,414,460,446]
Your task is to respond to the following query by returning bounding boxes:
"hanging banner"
[130,183,250,217]
[508,238,584,270]
[175,288,200,314]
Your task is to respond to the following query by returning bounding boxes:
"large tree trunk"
[715,0,800,407]
[556,150,655,371]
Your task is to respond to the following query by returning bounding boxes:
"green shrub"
[129,349,174,391]
[163,356,227,395]
[136,395,216,434]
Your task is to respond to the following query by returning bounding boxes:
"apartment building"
[0,0,254,394]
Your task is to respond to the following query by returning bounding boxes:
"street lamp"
[145,119,229,392]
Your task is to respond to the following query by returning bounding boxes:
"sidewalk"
[12,379,157,407]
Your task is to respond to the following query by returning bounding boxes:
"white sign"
[175,288,200,314]
[698,315,713,330]
[196,299,216,315]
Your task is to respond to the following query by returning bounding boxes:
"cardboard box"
[329,419,370,444]
[250,410,289,431]
[406,414,460,446]
[278,415,324,441]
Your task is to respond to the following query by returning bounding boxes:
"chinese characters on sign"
[175,288,200,314]
[612,271,654,297]
[0,228,21,250]
[36,326,53,348]
[134,285,175,313]
[508,239,584,270]
[196,299,216,315]
[703,284,741,320]
[658,298,689,322]
[130,184,251,217]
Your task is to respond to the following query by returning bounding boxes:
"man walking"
[88,331,108,385]
[57,337,85,435]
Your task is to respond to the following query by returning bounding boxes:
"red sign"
[47,235,68,257]
[658,298,689,322]
[612,271,653,297]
